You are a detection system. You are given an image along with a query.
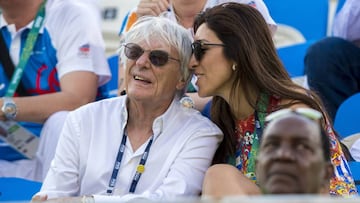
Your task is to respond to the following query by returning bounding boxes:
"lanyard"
[5,0,47,97]
[106,132,154,195]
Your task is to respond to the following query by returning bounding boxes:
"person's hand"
[31,194,48,202]
[136,0,170,18]
[32,196,93,203]
[0,99,5,121]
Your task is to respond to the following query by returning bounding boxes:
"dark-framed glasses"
[191,40,225,61]
[265,108,323,123]
[123,43,180,66]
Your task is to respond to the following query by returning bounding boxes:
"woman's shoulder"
[273,88,311,110]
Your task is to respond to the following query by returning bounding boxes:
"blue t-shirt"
[0,1,111,161]
[0,27,58,161]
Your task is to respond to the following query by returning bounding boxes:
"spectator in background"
[347,133,360,161]
[32,16,222,202]
[304,0,360,163]
[256,108,334,195]
[117,0,276,111]
[304,0,360,122]
[46,0,101,22]
[188,3,357,196]
[0,0,110,181]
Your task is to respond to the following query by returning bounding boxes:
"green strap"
[246,93,268,178]
[257,93,268,129]
[5,0,47,97]
[186,82,197,93]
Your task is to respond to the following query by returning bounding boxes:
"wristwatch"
[1,97,17,120]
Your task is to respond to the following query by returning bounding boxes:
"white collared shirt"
[37,96,223,202]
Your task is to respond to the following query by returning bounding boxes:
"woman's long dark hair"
[193,3,333,163]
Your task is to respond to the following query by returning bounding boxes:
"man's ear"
[323,162,334,187]
[319,162,334,194]
[176,78,186,90]
[325,162,334,180]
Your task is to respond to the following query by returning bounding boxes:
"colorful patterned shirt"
[234,95,357,196]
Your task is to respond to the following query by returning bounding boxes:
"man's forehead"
[263,115,321,141]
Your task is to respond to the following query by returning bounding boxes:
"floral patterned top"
[233,95,357,196]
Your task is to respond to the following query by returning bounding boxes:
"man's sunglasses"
[123,43,180,66]
[265,108,323,123]
[191,40,225,61]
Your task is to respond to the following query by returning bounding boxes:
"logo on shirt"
[248,1,257,8]
[78,43,90,57]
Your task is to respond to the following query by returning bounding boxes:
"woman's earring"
[232,64,237,71]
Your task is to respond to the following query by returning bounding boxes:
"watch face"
[2,99,17,120]
[4,103,16,114]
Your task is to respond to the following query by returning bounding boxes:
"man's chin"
[263,182,300,194]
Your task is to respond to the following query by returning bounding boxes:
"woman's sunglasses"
[123,43,180,66]
[191,40,225,61]
[265,108,323,123]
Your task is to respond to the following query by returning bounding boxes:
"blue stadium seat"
[99,54,119,98]
[264,0,329,41]
[276,41,315,77]
[336,0,346,13]
[348,161,360,192]
[0,178,42,201]
[264,0,330,78]
[334,93,360,139]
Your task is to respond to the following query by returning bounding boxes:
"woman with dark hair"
[118,0,277,111]
[189,2,357,196]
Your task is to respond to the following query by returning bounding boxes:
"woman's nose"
[188,54,198,71]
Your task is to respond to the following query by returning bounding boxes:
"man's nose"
[135,52,150,67]
[273,144,296,161]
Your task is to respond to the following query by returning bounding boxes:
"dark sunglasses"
[123,43,180,66]
[191,40,225,61]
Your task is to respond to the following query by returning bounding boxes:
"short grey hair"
[120,16,193,97]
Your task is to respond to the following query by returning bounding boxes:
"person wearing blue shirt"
[305,0,360,121]
[0,0,110,181]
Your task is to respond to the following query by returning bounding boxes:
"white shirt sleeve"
[350,137,360,161]
[46,1,111,86]
[36,111,81,198]
[213,0,277,34]
[332,0,360,43]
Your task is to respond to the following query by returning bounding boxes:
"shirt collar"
[0,13,45,34]
[120,96,182,140]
